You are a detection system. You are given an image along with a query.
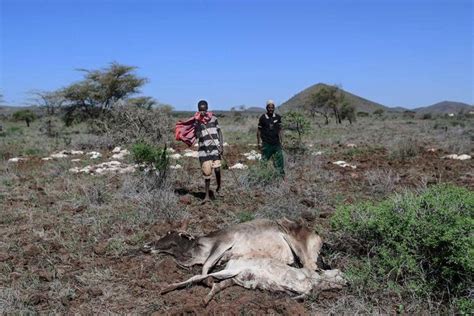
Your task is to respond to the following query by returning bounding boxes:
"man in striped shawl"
[195,100,224,203]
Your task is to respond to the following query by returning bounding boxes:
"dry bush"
[120,172,187,223]
[70,133,113,150]
[389,137,421,160]
[96,106,172,146]
[364,168,400,196]
[255,189,312,221]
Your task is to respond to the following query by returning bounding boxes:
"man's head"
[266,99,275,115]
[198,100,208,115]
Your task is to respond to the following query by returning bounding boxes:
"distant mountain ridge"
[244,106,265,113]
[279,83,389,113]
[279,83,472,115]
[413,101,473,114]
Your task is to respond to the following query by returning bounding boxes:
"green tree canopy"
[309,85,346,124]
[13,109,36,127]
[60,62,149,125]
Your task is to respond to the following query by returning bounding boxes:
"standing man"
[195,100,224,203]
[257,100,284,176]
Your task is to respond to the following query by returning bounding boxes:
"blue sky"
[1,0,472,110]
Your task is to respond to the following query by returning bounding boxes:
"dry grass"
[1,113,472,314]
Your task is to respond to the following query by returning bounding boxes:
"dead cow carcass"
[161,258,346,304]
[143,218,323,274]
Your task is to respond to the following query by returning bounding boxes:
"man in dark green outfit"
[257,100,284,176]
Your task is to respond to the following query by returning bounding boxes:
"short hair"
[198,100,208,108]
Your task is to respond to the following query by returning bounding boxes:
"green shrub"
[12,109,36,127]
[131,142,169,169]
[421,113,433,120]
[23,148,43,156]
[7,126,23,135]
[131,142,170,187]
[236,211,255,223]
[283,110,310,156]
[373,109,384,117]
[332,184,473,309]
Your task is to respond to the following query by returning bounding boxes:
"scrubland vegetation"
[1,64,473,314]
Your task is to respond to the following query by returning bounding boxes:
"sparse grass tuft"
[389,138,420,160]
[240,163,281,187]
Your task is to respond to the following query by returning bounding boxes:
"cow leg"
[161,274,210,294]
[292,293,307,301]
[201,242,234,275]
[203,279,235,306]
[161,269,239,295]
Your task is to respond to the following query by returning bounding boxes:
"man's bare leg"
[215,167,221,195]
[202,179,211,203]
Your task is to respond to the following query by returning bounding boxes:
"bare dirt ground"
[1,115,473,314]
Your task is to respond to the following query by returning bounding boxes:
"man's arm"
[257,116,262,150]
[257,129,262,150]
[278,116,283,146]
[216,118,224,155]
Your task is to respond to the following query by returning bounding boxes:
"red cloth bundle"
[175,112,213,146]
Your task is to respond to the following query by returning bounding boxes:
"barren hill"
[414,101,473,114]
[279,83,388,113]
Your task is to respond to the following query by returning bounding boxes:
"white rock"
[193,143,198,147]
[457,154,471,160]
[183,150,199,158]
[346,143,357,148]
[333,160,357,169]
[95,168,106,174]
[71,159,81,162]
[111,146,122,153]
[80,166,93,173]
[119,165,136,173]
[111,150,129,160]
[42,157,53,161]
[170,164,183,169]
[229,163,248,170]
[8,157,27,162]
[70,150,84,155]
[99,160,121,167]
[166,148,176,153]
[86,151,102,159]
[312,151,323,156]
[243,150,261,160]
[223,142,229,147]
[70,160,135,175]
[169,153,182,160]
[50,152,69,158]
[442,154,471,160]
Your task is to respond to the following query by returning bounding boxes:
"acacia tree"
[30,90,65,115]
[309,85,346,124]
[128,96,157,110]
[13,109,36,127]
[61,62,148,125]
[340,103,356,124]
